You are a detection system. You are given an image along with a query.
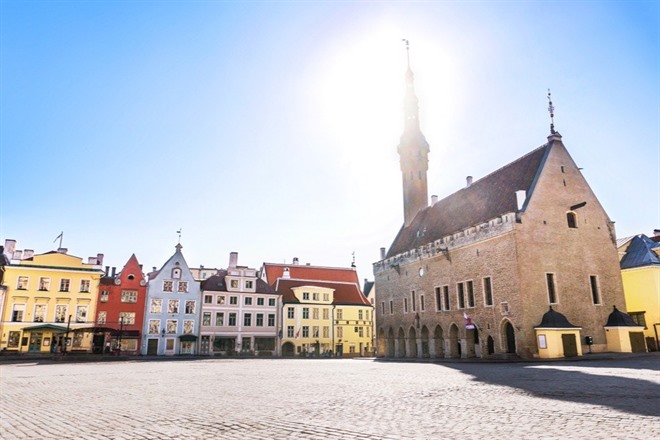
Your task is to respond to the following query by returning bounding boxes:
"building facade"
[142,243,201,355]
[0,240,104,353]
[374,59,631,359]
[95,254,147,354]
[199,252,279,356]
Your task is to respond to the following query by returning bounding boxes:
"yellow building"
[276,279,373,357]
[0,240,104,353]
[618,233,660,351]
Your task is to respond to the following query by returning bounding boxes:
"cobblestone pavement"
[1,356,658,439]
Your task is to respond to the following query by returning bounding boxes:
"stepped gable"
[387,143,550,258]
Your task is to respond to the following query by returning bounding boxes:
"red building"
[95,254,147,354]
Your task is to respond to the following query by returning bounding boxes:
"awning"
[178,334,198,341]
[21,324,69,333]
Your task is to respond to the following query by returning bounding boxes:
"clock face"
[419,267,424,277]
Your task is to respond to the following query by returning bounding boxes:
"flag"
[53,232,63,243]
[295,327,300,338]
[464,312,475,329]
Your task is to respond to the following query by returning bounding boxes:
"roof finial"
[547,89,556,134]
[351,251,356,268]
[176,228,182,244]
[402,38,410,70]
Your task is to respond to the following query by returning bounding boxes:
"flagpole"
[59,232,63,249]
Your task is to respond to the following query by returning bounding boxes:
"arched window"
[567,212,577,228]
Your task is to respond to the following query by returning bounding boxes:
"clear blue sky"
[1,1,658,280]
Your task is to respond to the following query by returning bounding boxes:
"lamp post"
[117,316,124,356]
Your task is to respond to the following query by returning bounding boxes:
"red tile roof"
[261,263,360,286]
[274,279,371,306]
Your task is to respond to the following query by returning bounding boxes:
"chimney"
[105,266,110,276]
[654,229,660,237]
[466,176,473,187]
[23,249,34,259]
[283,267,290,279]
[292,257,299,265]
[139,264,143,271]
[88,257,96,264]
[515,190,527,211]
[111,267,116,277]
[4,239,16,255]
[13,250,23,260]
[57,248,68,254]
[97,253,104,265]
[229,252,238,269]
[380,247,386,260]
[431,195,438,206]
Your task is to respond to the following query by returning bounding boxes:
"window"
[313,308,319,319]
[229,296,238,305]
[204,295,213,304]
[177,281,188,293]
[100,290,109,302]
[268,298,276,306]
[243,313,252,326]
[411,291,416,312]
[148,320,160,334]
[337,326,343,338]
[467,281,475,308]
[230,280,239,288]
[336,309,343,320]
[483,277,493,306]
[202,312,211,326]
[59,279,70,292]
[185,300,195,314]
[215,312,225,326]
[17,276,28,290]
[217,295,226,305]
[150,299,162,314]
[303,292,309,300]
[183,320,194,334]
[589,275,601,305]
[420,295,425,311]
[228,313,237,326]
[389,300,393,314]
[359,327,364,337]
[546,273,557,304]
[358,310,363,320]
[166,320,177,334]
[8,331,20,348]
[166,339,174,350]
[287,307,295,319]
[257,297,264,306]
[302,308,309,319]
[302,326,309,338]
[287,326,294,338]
[323,293,329,301]
[163,281,173,292]
[39,277,50,291]
[313,292,319,301]
[55,305,67,323]
[172,268,181,279]
[121,290,138,303]
[457,283,465,309]
[323,326,329,338]
[500,302,510,315]
[80,280,91,292]
[267,314,275,326]
[97,311,107,324]
[245,280,254,289]
[33,304,46,322]
[443,286,450,311]
[168,299,179,314]
[629,312,647,328]
[73,333,83,348]
[245,297,253,305]
[403,297,408,313]
[118,312,136,325]
[321,308,328,320]
[313,326,319,337]
[567,212,577,228]
[75,305,88,323]
[11,304,25,322]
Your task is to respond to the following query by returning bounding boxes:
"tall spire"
[397,39,429,227]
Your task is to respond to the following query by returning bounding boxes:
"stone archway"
[282,342,296,357]
[397,328,406,358]
[449,324,460,358]
[502,320,516,354]
[420,325,430,358]
[387,328,395,357]
[433,325,444,358]
[408,326,418,358]
[377,328,386,358]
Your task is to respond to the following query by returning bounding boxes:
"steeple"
[398,40,429,227]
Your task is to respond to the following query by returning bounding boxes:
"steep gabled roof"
[386,143,550,258]
[620,234,660,269]
[262,263,360,286]
[274,278,371,306]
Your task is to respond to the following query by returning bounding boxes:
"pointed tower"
[398,41,430,226]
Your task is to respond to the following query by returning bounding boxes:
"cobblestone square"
[1,356,658,439]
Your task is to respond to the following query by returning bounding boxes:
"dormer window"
[567,212,577,228]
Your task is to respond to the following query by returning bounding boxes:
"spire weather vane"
[547,89,556,134]
[176,228,182,244]
[402,38,410,68]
